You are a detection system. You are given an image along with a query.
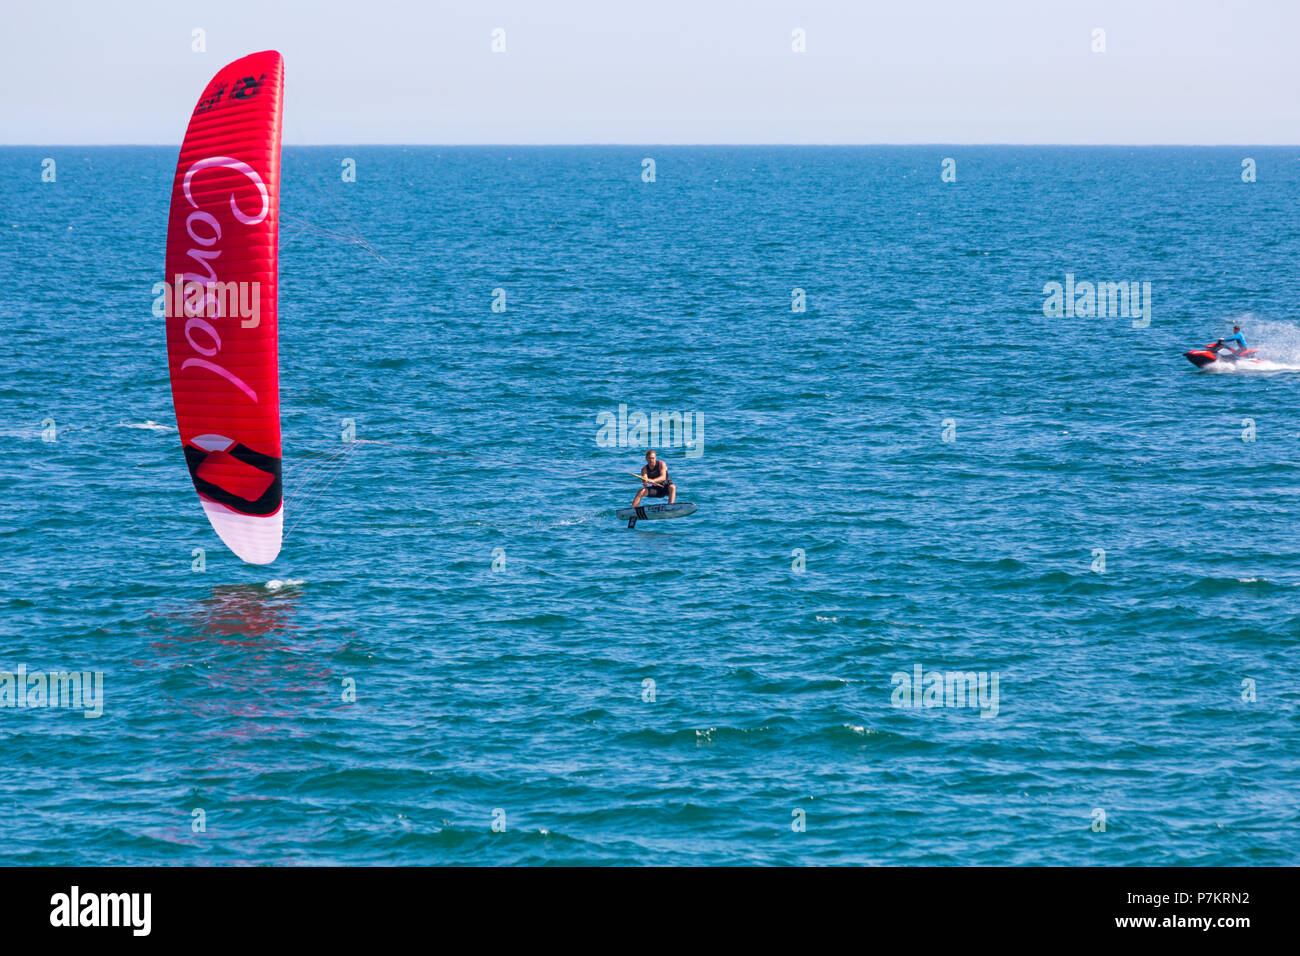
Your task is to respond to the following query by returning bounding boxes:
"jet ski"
[1184,339,1260,369]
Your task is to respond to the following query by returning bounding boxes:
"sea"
[1,145,1298,865]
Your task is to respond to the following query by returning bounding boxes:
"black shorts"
[644,480,672,498]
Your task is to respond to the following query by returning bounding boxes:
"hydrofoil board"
[617,501,698,528]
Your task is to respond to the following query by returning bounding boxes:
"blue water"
[2,146,1298,865]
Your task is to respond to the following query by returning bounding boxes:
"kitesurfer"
[631,450,676,506]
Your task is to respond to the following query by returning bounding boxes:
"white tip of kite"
[201,501,283,564]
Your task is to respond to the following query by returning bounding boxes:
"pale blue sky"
[4,0,1298,144]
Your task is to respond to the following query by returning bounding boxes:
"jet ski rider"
[631,449,676,507]
[1218,325,1248,355]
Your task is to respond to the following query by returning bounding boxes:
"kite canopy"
[164,51,284,564]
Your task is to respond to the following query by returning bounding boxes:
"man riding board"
[631,450,676,507]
